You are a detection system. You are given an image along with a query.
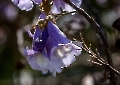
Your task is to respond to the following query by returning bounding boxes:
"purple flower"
[32,0,42,4]
[24,14,82,76]
[11,0,42,11]
[51,0,82,14]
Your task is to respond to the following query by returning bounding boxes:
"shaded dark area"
[0,0,120,85]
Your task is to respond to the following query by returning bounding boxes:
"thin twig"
[78,34,120,77]
[63,0,115,84]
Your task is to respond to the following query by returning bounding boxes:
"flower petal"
[25,48,53,74]
[70,0,82,7]
[51,0,82,14]
[47,21,70,47]
[51,0,65,14]
[39,12,46,19]
[33,26,42,41]
[46,38,52,57]
[64,4,74,12]
[24,47,36,56]
[12,0,19,5]
[62,53,76,66]
[51,2,60,14]
[33,26,49,52]
[51,43,82,67]
[24,48,40,70]
[17,0,33,11]
[64,0,82,13]
[24,47,59,76]
[32,0,42,4]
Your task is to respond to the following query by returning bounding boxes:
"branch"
[52,11,76,20]
[63,0,115,84]
[74,34,120,80]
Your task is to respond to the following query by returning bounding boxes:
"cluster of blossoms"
[12,0,82,76]
[11,0,82,13]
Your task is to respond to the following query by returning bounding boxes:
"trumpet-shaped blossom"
[11,0,42,11]
[51,0,82,14]
[24,14,82,76]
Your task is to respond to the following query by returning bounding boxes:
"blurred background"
[0,0,120,85]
